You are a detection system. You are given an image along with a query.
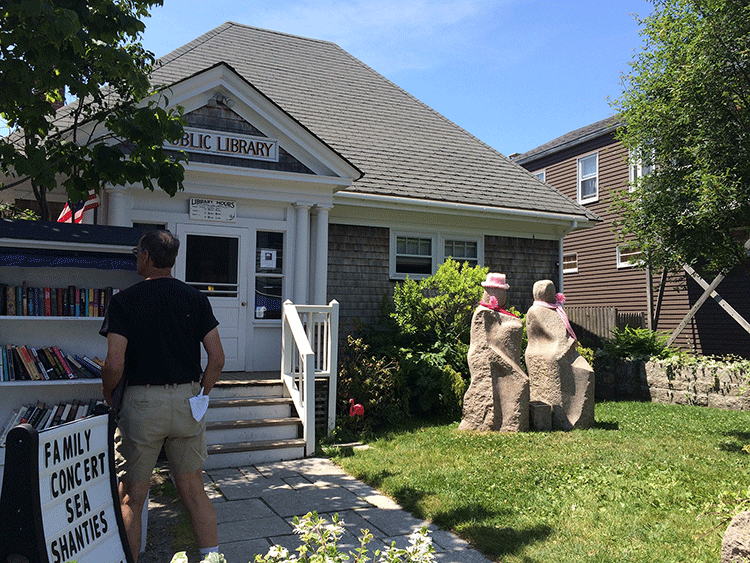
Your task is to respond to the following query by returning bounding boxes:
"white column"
[311,205,331,305]
[294,202,312,304]
[105,186,129,227]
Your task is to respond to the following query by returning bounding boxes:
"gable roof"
[150,22,597,222]
[514,116,622,165]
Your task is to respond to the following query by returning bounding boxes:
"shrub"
[333,336,409,441]
[601,326,679,360]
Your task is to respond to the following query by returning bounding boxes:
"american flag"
[57,189,100,223]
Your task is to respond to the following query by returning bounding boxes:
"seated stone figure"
[459,273,529,432]
[525,280,595,430]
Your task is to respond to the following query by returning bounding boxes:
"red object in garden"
[349,398,364,417]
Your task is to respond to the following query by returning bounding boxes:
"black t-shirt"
[100,278,219,385]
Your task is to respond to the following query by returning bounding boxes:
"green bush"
[390,259,488,418]
[333,336,409,441]
[601,326,678,360]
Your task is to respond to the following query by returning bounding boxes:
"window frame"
[390,231,483,280]
[532,169,546,182]
[562,252,578,274]
[616,245,643,269]
[577,152,599,204]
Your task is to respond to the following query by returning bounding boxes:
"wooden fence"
[566,306,645,346]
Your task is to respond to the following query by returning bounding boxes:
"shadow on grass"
[593,420,620,430]
[431,504,552,560]
[718,431,750,453]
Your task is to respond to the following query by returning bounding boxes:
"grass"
[324,402,750,563]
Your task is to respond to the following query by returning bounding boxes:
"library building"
[0,23,597,474]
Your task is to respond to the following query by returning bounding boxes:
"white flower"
[268,545,290,559]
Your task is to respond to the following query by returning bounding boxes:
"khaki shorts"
[115,381,206,483]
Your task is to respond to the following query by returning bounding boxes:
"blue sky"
[141,0,654,156]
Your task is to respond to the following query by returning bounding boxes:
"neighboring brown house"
[515,117,750,358]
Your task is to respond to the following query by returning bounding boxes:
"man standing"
[101,230,225,562]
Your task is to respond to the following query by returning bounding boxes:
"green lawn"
[325,402,750,563]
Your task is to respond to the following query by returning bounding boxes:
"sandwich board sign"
[0,411,133,563]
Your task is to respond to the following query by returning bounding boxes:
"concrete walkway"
[203,457,494,563]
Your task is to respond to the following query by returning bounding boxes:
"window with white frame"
[444,239,478,267]
[616,245,643,268]
[628,149,653,192]
[395,235,433,276]
[562,252,578,273]
[577,153,598,204]
[391,232,482,279]
[533,169,546,182]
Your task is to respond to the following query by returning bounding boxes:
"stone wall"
[595,357,750,410]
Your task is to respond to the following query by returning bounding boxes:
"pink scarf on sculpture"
[533,293,577,340]
[479,295,518,317]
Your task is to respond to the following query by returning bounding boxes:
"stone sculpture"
[525,280,595,430]
[459,273,529,432]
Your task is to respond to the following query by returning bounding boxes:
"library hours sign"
[0,412,133,563]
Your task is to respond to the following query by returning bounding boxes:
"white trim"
[334,191,595,226]
[616,245,643,269]
[389,230,483,280]
[532,169,546,182]
[562,252,579,274]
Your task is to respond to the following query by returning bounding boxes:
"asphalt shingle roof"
[152,22,597,221]
[514,116,622,165]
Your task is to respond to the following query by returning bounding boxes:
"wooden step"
[207,437,306,455]
[208,397,293,408]
[206,417,301,431]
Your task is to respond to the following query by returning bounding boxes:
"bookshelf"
[0,220,145,490]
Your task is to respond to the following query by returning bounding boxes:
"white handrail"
[280,299,339,456]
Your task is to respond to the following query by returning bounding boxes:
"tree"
[0,0,186,220]
[612,0,750,276]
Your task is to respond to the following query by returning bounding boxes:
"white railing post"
[327,300,339,435]
[280,299,340,455]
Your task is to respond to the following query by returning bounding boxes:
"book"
[9,345,21,381]
[21,281,28,316]
[78,355,102,377]
[44,287,51,316]
[6,285,16,315]
[15,285,23,316]
[58,403,72,424]
[0,408,22,446]
[42,348,64,379]
[27,401,46,427]
[0,346,4,381]
[0,283,6,315]
[65,400,79,423]
[56,287,64,316]
[50,402,66,427]
[14,346,37,380]
[52,347,75,379]
[30,347,50,380]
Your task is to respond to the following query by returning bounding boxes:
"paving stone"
[214,498,275,523]
[218,514,292,543]
[354,506,429,537]
[219,537,272,563]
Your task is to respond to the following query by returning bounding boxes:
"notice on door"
[190,198,237,223]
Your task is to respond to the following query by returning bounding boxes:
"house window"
[395,235,433,276]
[578,153,598,204]
[391,232,483,279]
[562,252,578,273]
[444,239,478,267]
[617,245,643,269]
[629,150,653,192]
[533,170,546,182]
[255,231,284,319]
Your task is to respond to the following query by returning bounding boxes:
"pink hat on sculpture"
[482,272,510,289]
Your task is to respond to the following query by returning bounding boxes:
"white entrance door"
[175,223,248,372]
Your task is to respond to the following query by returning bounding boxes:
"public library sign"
[168,126,279,162]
